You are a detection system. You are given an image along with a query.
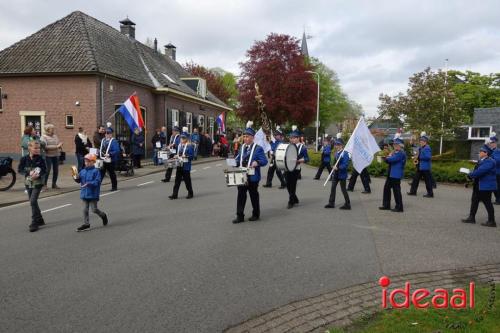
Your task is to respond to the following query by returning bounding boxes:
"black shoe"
[110,188,118,192]
[161,179,169,183]
[168,195,178,200]
[102,214,108,226]
[263,184,272,188]
[423,194,434,198]
[232,217,244,224]
[249,216,259,221]
[279,185,286,189]
[361,191,371,194]
[77,224,90,232]
[480,221,497,227]
[36,218,45,226]
[407,192,417,196]
[29,224,39,232]
[313,177,320,180]
[461,217,476,224]
[391,208,404,213]
[324,203,335,208]
[287,203,294,209]
[347,188,354,192]
[186,193,194,199]
[293,198,299,204]
[379,206,390,210]
[340,204,351,210]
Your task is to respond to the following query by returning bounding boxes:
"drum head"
[285,144,298,171]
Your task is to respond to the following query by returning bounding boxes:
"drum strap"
[297,144,304,158]
[170,134,179,146]
[177,144,188,158]
[240,143,257,168]
[100,138,114,160]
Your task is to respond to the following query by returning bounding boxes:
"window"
[65,115,74,128]
[468,126,492,140]
[197,78,207,98]
[209,117,214,140]
[186,112,193,133]
[0,87,3,111]
[171,109,179,130]
[114,104,147,155]
[198,115,205,133]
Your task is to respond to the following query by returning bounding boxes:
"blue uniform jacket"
[101,138,121,163]
[334,150,349,180]
[385,150,406,179]
[76,166,102,201]
[322,144,332,163]
[169,134,181,149]
[270,140,282,153]
[191,133,200,143]
[234,143,268,182]
[177,143,194,172]
[469,157,497,191]
[491,148,500,175]
[418,145,432,171]
[297,144,310,164]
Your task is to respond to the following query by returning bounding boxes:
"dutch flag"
[117,94,145,131]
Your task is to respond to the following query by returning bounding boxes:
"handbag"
[59,150,66,164]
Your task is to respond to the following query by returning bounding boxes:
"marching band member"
[285,126,309,209]
[462,145,497,227]
[169,128,194,200]
[379,135,406,212]
[407,132,434,198]
[161,123,181,183]
[232,122,268,223]
[487,132,500,205]
[347,167,371,193]
[314,135,332,180]
[263,126,286,189]
[325,134,351,209]
[99,128,120,191]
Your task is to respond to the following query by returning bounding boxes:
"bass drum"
[275,143,298,171]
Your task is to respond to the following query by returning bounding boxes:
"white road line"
[137,181,154,187]
[101,190,120,197]
[192,170,197,173]
[203,166,211,170]
[216,164,222,167]
[41,204,72,213]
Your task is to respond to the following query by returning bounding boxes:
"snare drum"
[224,169,248,186]
[275,143,298,171]
[166,158,182,169]
[158,151,170,160]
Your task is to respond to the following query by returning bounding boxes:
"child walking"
[74,153,108,231]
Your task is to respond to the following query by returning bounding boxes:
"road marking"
[41,204,72,213]
[137,181,154,187]
[216,164,222,167]
[101,190,120,197]
[203,166,211,170]
[192,170,197,173]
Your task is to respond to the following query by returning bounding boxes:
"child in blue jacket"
[74,154,108,231]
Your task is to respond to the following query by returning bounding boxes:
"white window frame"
[209,117,214,140]
[171,109,179,130]
[198,115,205,133]
[186,112,193,133]
[468,126,492,140]
[65,114,74,128]
[197,78,207,98]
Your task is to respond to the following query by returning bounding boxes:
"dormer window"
[180,77,207,99]
[197,78,207,98]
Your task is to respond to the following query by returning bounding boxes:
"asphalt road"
[1,161,499,332]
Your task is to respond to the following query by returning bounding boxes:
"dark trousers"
[348,168,371,191]
[409,169,433,195]
[26,186,43,225]
[495,175,500,203]
[329,178,350,205]
[315,161,332,179]
[236,181,259,218]
[172,168,193,197]
[133,154,142,168]
[82,199,106,225]
[285,170,300,204]
[382,177,403,210]
[76,153,85,172]
[470,188,495,221]
[100,162,117,190]
[266,163,286,186]
[45,156,59,186]
[163,154,175,181]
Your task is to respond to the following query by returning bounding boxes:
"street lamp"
[440,58,448,155]
[306,70,320,152]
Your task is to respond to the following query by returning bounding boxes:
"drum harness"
[99,137,114,163]
[240,143,257,172]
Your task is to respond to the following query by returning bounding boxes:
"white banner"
[255,127,271,153]
[344,118,381,173]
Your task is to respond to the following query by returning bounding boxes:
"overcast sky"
[1,0,499,116]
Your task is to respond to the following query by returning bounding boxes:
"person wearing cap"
[264,126,286,189]
[314,136,333,180]
[487,132,500,205]
[408,133,433,198]
[161,124,181,183]
[232,122,268,223]
[325,136,351,209]
[74,153,108,232]
[379,136,406,212]
[285,126,309,209]
[169,129,194,199]
[99,127,120,191]
[462,145,497,227]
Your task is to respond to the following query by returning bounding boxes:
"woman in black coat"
[74,127,92,171]
[131,128,145,168]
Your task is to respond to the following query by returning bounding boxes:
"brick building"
[0,11,231,157]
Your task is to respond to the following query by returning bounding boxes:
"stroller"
[116,142,134,176]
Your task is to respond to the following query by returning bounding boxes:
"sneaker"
[102,214,108,226]
[76,224,90,232]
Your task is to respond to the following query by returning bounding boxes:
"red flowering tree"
[238,33,317,127]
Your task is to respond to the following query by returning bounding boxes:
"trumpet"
[412,156,419,166]
[71,165,79,179]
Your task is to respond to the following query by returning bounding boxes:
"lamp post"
[307,70,320,152]
[440,58,448,155]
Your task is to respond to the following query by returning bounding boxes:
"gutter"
[155,87,232,112]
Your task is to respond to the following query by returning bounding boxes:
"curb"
[0,157,223,208]
[224,263,500,333]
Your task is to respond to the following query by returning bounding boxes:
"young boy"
[324,135,351,209]
[18,140,47,232]
[169,128,194,199]
[74,153,108,231]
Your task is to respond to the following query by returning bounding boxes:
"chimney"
[154,38,158,52]
[119,17,136,39]
[165,43,176,61]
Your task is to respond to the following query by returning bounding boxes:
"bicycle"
[0,157,16,191]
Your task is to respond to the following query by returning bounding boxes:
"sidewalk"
[0,156,223,207]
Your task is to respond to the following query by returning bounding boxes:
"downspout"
[100,76,105,125]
